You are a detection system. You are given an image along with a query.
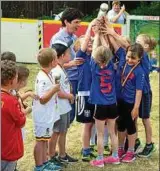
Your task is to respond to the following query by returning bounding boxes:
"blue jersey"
[121,64,145,104]
[141,52,151,93]
[89,59,116,105]
[114,47,126,100]
[76,50,92,93]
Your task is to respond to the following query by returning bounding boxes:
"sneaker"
[134,138,141,152]
[34,165,52,171]
[49,156,67,167]
[118,148,126,159]
[122,151,135,163]
[104,156,120,164]
[58,153,78,163]
[90,144,97,152]
[82,152,96,162]
[90,159,104,167]
[137,143,156,158]
[45,162,62,171]
[104,145,110,156]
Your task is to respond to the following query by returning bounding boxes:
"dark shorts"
[117,100,136,135]
[117,98,124,116]
[139,91,152,119]
[94,103,118,120]
[76,96,95,123]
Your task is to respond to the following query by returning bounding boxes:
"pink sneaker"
[104,156,120,164]
[118,148,126,159]
[122,151,135,163]
[90,159,104,167]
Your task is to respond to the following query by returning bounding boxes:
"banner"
[43,20,122,48]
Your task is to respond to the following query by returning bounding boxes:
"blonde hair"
[112,0,121,6]
[137,34,157,51]
[74,35,85,52]
[93,46,112,64]
[37,48,57,67]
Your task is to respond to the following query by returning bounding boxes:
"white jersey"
[51,65,72,115]
[32,70,60,128]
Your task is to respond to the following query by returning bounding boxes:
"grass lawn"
[17,63,159,171]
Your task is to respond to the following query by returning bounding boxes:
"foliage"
[82,9,99,22]
[130,1,160,16]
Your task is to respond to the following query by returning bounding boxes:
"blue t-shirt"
[114,47,126,100]
[141,52,151,93]
[76,50,92,92]
[50,28,77,81]
[121,64,145,104]
[89,59,116,105]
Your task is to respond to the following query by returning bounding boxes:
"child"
[116,43,145,162]
[102,27,142,153]
[149,50,159,72]
[75,28,96,162]
[32,48,61,171]
[49,40,78,165]
[136,34,157,157]
[1,60,26,171]
[12,66,37,113]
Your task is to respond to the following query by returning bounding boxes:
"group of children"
[73,19,158,167]
[1,18,158,171]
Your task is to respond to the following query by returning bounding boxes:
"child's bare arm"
[131,90,142,120]
[81,19,96,52]
[39,84,60,104]
[104,27,130,49]
[20,91,39,101]
[58,91,74,101]
[107,35,120,53]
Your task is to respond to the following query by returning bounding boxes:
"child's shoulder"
[1,91,18,103]
[135,64,145,74]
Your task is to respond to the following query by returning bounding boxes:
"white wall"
[1,19,41,63]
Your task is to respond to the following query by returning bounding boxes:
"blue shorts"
[139,91,152,119]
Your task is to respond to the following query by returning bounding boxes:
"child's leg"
[103,124,109,146]
[95,119,105,156]
[1,160,17,171]
[58,131,67,157]
[82,123,93,149]
[34,140,44,166]
[118,130,127,148]
[90,124,96,146]
[48,132,59,158]
[142,118,152,144]
[43,141,48,163]
[107,119,118,156]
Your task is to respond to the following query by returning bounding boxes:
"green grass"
[17,64,159,171]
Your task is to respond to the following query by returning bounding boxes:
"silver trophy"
[54,73,61,84]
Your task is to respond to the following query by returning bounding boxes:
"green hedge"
[131,2,160,16]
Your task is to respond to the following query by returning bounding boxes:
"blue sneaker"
[44,162,62,171]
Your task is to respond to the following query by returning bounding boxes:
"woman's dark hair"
[61,8,84,27]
